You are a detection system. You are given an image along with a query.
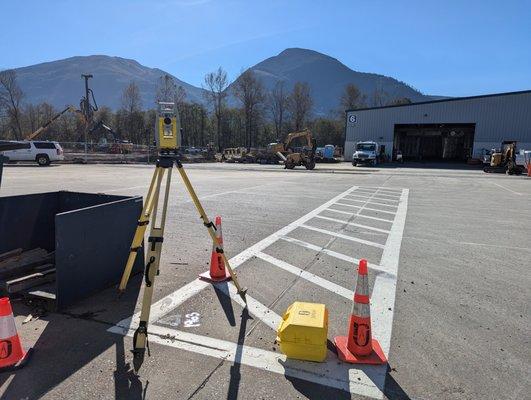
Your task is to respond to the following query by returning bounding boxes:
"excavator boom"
[25,106,77,141]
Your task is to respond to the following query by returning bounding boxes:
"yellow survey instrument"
[118,102,247,373]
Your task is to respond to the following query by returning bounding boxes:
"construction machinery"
[483,140,524,174]
[24,105,79,141]
[271,129,317,170]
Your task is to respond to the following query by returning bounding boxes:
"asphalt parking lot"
[0,162,530,400]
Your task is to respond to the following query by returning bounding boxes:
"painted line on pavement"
[355,190,401,199]
[345,194,400,203]
[370,189,409,354]
[313,215,391,234]
[107,323,385,398]
[326,207,394,223]
[300,224,386,249]
[256,252,354,300]
[279,236,393,276]
[335,202,397,215]
[491,182,522,196]
[340,197,398,209]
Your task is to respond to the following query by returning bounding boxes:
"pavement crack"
[185,357,227,400]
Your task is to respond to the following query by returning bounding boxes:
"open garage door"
[394,123,475,161]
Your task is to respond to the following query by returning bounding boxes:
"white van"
[1,141,64,166]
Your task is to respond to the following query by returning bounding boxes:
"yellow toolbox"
[276,302,328,362]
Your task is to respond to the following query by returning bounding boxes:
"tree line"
[0,68,411,150]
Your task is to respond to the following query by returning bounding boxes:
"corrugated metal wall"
[344,91,531,160]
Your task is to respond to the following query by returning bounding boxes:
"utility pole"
[81,74,96,163]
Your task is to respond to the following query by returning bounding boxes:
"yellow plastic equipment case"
[276,302,328,362]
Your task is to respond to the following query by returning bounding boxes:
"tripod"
[119,153,247,372]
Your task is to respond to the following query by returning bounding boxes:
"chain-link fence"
[58,142,216,164]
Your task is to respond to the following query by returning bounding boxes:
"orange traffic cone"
[199,216,231,282]
[527,161,531,177]
[334,259,387,364]
[0,297,32,371]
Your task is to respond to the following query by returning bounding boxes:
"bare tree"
[233,70,265,151]
[155,74,177,104]
[340,84,366,111]
[287,82,313,131]
[175,85,186,106]
[269,81,287,139]
[0,70,24,140]
[121,81,143,143]
[370,81,391,107]
[122,81,142,113]
[203,67,229,151]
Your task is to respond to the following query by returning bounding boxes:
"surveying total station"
[119,101,247,373]
[155,102,180,151]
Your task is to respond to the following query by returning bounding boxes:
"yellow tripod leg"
[132,168,172,372]
[174,160,247,302]
[119,166,165,291]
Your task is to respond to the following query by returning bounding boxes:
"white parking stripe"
[335,202,397,216]
[370,189,409,354]
[108,323,385,398]
[345,194,400,203]
[300,224,386,249]
[256,252,354,299]
[364,192,401,199]
[360,186,403,193]
[326,208,394,223]
[314,215,391,234]
[279,236,393,275]
[340,197,398,209]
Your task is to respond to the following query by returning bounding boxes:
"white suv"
[1,141,64,166]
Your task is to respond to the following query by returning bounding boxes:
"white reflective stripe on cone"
[217,222,223,249]
[0,314,17,339]
[352,302,371,318]
[355,275,369,296]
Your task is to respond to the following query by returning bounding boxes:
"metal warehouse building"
[344,90,531,162]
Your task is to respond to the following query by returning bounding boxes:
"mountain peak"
[278,48,328,57]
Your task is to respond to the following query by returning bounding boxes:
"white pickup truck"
[1,140,64,166]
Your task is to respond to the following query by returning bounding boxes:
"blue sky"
[1,0,530,96]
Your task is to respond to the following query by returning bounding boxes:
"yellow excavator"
[270,129,317,170]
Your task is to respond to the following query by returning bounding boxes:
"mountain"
[228,48,429,114]
[13,55,206,110]
[11,49,431,114]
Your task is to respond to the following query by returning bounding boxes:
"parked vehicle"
[270,129,317,170]
[352,141,379,166]
[483,140,524,174]
[0,140,64,166]
[315,145,338,163]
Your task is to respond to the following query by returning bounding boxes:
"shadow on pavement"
[0,275,143,400]
[213,282,236,327]
[227,308,251,400]
[383,365,411,400]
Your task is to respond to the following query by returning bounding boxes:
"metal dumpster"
[0,191,144,310]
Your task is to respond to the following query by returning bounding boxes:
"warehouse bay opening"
[393,123,475,162]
